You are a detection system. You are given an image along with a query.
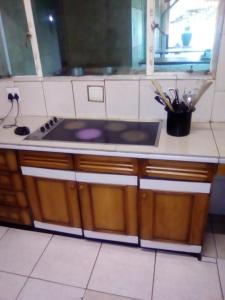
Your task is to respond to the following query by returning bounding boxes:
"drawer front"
[0,206,31,225]
[75,155,138,175]
[0,190,27,207]
[19,151,73,170]
[0,150,18,171]
[140,159,217,182]
[0,172,23,190]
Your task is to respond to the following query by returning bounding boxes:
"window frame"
[18,0,225,80]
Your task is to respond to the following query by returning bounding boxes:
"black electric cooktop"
[26,118,161,146]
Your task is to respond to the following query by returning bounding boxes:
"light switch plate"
[87,86,104,102]
[6,87,21,102]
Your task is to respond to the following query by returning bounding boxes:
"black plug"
[8,93,14,102]
[14,93,19,102]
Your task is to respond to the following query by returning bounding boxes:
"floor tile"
[215,234,225,258]
[217,259,225,299]
[84,290,135,300]
[153,252,223,300]
[0,226,8,239]
[88,244,155,299]
[17,278,85,300]
[31,235,100,288]
[0,271,27,300]
[0,229,51,275]
[202,233,217,258]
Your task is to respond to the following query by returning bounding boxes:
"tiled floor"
[0,215,224,300]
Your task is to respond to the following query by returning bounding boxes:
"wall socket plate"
[6,87,21,102]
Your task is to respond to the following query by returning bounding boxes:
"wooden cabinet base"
[83,230,138,244]
[140,240,201,254]
[34,220,82,236]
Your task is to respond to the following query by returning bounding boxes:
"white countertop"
[0,116,220,163]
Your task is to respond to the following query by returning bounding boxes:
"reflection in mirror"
[153,0,219,73]
[0,0,36,77]
[32,0,147,76]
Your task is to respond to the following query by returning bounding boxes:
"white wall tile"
[0,80,18,117]
[106,80,139,119]
[216,34,225,92]
[211,92,225,122]
[15,82,47,116]
[43,81,75,118]
[140,79,176,121]
[72,81,105,118]
[176,80,215,122]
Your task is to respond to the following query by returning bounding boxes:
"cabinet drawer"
[0,150,18,171]
[0,172,23,190]
[0,190,27,207]
[19,151,73,170]
[0,205,31,225]
[75,155,138,175]
[140,159,217,182]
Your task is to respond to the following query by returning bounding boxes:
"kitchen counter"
[0,116,219,163]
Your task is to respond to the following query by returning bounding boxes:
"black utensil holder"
[166,109,194,137]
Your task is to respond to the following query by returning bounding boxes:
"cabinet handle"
[79,184,84,191]
[141,192,147,199]
[69,183,75,190]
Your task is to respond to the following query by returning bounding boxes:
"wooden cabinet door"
[139,189,209,245]
[25,176,81,228]
[78,183,138,237]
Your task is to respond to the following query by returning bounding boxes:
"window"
[0,0,36,77]
[153,0,219,73]
[32,0,147,76]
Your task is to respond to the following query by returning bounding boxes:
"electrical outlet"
[6,87,21,102]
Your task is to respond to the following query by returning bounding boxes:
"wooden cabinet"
[24,176,81,229]
[0,149,18,171]
[139,189,209,246]
[75,155,138,243]
[0,149,31,225]
[78,183,137,237]
[139,159,216,253]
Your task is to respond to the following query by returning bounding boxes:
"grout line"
[85,242,102,289]
[138,79,141,120]
[212,224,219,259]
[216,259,224,300]
[71,81,77,117]
[85,288,139,300]
[0,270,27,278]
[15,234,54,300]
[0,227,10,241]
[27,275,85,290]
[210,122,221,163]
[150,251,157,300]
[41,81,48,117]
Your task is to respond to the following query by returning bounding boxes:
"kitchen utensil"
[154,96,165,106]
[151,80,174,112]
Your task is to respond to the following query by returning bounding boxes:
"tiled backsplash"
[0,74,224,122]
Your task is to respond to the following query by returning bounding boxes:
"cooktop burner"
[26,118,161,146]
